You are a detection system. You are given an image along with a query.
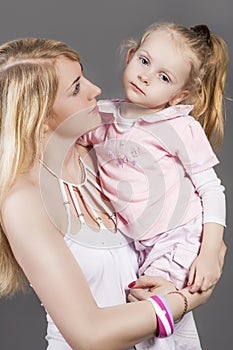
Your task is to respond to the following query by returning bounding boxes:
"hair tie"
[190,24,212,48]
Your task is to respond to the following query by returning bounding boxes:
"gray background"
[0,0,232,349]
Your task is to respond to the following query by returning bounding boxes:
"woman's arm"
[1,185,216,350]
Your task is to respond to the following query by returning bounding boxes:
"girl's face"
[122,30,192,110]
[48,56,102,137]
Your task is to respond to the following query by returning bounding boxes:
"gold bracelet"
[168,291,188,323]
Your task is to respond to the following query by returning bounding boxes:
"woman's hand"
[128,276,177,302]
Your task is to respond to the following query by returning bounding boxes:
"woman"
[0,38,226,350]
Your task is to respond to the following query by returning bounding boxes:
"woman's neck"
[42,132,81,183]
[61,146,83,184]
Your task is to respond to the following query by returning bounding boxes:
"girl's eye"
[72,83,80,96]
[139,56,149,66]
[159,73,170,83]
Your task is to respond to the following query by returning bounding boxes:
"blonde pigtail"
[193,33,228,151]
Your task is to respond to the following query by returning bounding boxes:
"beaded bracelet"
[148,295,174,338]
[168,291,188,323]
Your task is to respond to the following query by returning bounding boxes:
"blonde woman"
[0,38,226,350]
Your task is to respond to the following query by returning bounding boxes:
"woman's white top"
[41,159,138,350]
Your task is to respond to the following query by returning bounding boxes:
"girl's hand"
[188,240,227,293]
[187,253,221,293]
[128,275,177,302]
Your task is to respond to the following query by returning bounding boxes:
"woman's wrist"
[162,290,188,323]
[147,290,189,336]
[147,295,174,337]
[164,286,212,322]
[167,291,188,323]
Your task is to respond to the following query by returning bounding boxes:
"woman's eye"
[160,73,170,83]
[72,83,80,96]
[140,57,149,66]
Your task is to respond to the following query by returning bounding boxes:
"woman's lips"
[89,104,99,114]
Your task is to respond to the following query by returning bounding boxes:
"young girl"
[79,22,228,349]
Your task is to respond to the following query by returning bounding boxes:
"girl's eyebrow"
[139,49,152,60]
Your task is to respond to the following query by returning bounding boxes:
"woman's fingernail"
[128,281,136,288]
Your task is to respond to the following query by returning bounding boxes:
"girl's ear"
[125,48,136,65]
[168,90,190,106]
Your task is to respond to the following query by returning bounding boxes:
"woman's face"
[48,56,102,137]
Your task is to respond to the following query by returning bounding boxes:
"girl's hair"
[124,22,229,151]
[0,38,80,296]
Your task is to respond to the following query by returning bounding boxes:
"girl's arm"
[188,168,226,292]
[1,185,214,350]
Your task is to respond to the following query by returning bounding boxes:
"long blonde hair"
[0,38,80,296]
[124,22,229,151]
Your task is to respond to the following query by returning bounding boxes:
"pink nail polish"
[128,281,136,288]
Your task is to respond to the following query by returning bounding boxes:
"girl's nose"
[138,73,150,85]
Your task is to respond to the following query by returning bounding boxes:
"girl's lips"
[130,82,145,95]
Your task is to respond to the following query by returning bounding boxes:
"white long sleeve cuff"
[191,168,226,227]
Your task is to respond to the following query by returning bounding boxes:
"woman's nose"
[88,81,102,100]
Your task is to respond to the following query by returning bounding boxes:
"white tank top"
[41,159,138,350]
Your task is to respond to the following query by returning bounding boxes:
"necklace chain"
[74,151,84,184]
[39,149,86,186]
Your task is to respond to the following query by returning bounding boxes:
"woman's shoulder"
[1,173,52,240]
[3,172,40,208]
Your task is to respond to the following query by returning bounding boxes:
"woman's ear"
[43,123,49,137]
[125,48,136,65]
[168,90,190,106]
